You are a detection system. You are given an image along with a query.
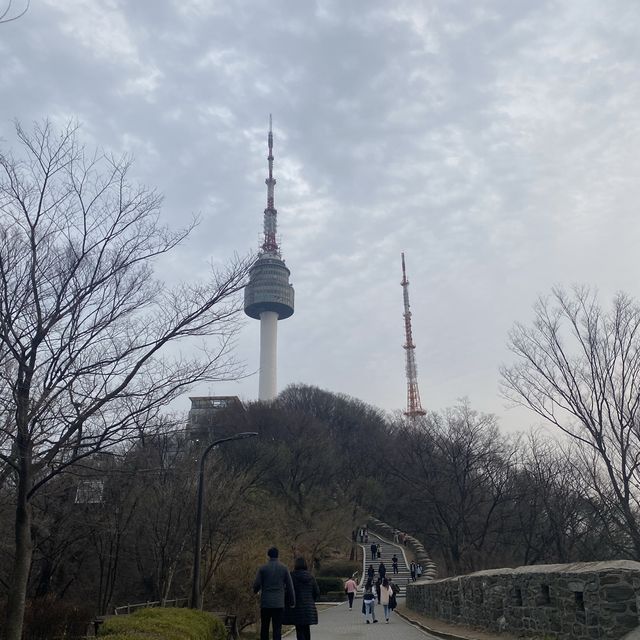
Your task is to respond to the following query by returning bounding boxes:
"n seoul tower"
[244,117,295,401]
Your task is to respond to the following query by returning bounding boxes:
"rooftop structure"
[186,396,244,440]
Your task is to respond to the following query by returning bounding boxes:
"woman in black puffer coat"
[282,557,320,640]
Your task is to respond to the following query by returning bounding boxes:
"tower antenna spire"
[401,252,426,418]
[262,113,278,254]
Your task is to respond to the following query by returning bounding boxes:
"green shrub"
[101,607,226,640]
[315,577,343,595]
[316,560,360,578]
[324,591,347,601]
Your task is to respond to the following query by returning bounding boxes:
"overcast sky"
[2,0,640,431]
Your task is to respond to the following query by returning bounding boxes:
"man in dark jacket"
[253,547,295,640]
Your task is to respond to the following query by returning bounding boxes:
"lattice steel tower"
[244,117,295,401]
[401,252,426,417]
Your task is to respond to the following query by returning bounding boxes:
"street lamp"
[191,431,259,609]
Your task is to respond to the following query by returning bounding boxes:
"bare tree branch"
[0,0,29,24]
[501,286,640,559]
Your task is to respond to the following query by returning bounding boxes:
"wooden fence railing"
[113,597,188,615]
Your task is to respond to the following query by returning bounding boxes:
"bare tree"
[501,286,640,559]
[0,121,252,640]
[388,402,517,575]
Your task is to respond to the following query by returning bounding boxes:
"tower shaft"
[401,252,426,417]
[258,311,278,400]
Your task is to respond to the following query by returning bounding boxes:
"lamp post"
[191,431,258,609]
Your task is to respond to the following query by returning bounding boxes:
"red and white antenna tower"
[401,252,426,418]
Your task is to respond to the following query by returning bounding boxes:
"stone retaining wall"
[406,560,640,639]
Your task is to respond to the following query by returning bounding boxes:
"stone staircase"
[359,533,414,595]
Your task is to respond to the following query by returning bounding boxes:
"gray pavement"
[306,601,442,640]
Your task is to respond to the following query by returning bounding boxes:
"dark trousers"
[295,624,311,640]
[260,607,284,640]
[347,592,354,608]
[393,564,398,574]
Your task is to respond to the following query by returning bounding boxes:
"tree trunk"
[4,471,33,640]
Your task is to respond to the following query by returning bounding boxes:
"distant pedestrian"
[388,579,399,613]
[380,578,393,623]
[359,528,364,543]
[393,529,399,543]
[376,543,381,559]
[374,576,381,604]
[410,561,416,582]
[367,564,375,581]
[364,532,369,543]
[416,563,423,579]
[391,554,398,575]
[253,547,296,640]
[370,542,377,560]
[344,576,357,611]
[362,580,377,624]
[378,562,386,580]
[282,557,320,640]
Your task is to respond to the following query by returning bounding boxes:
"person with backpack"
[361,580,378,624]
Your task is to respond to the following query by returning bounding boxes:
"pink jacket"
[344,579,357,593]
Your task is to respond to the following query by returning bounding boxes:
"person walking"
[376,543,381,559]
[361,580,377,624]
[378,562,386,580]
[367,564,375,581]
[410,561,416,582]
[380,578,393,623]
[344,576,357,611]
[391,554,398,575]
[370,542,377,560]
[253,547,295,640]
[374,576,381,604]
[282,557,320,640]
[416,563,423,579]
[388,578,399,615]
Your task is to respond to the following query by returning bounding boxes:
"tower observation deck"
[244,117,295,400]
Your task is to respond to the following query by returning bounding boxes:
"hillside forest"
[1,381,637,635]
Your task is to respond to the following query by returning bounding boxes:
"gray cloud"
[2,0,640,430]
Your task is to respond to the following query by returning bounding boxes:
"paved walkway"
[307,601,442,640]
